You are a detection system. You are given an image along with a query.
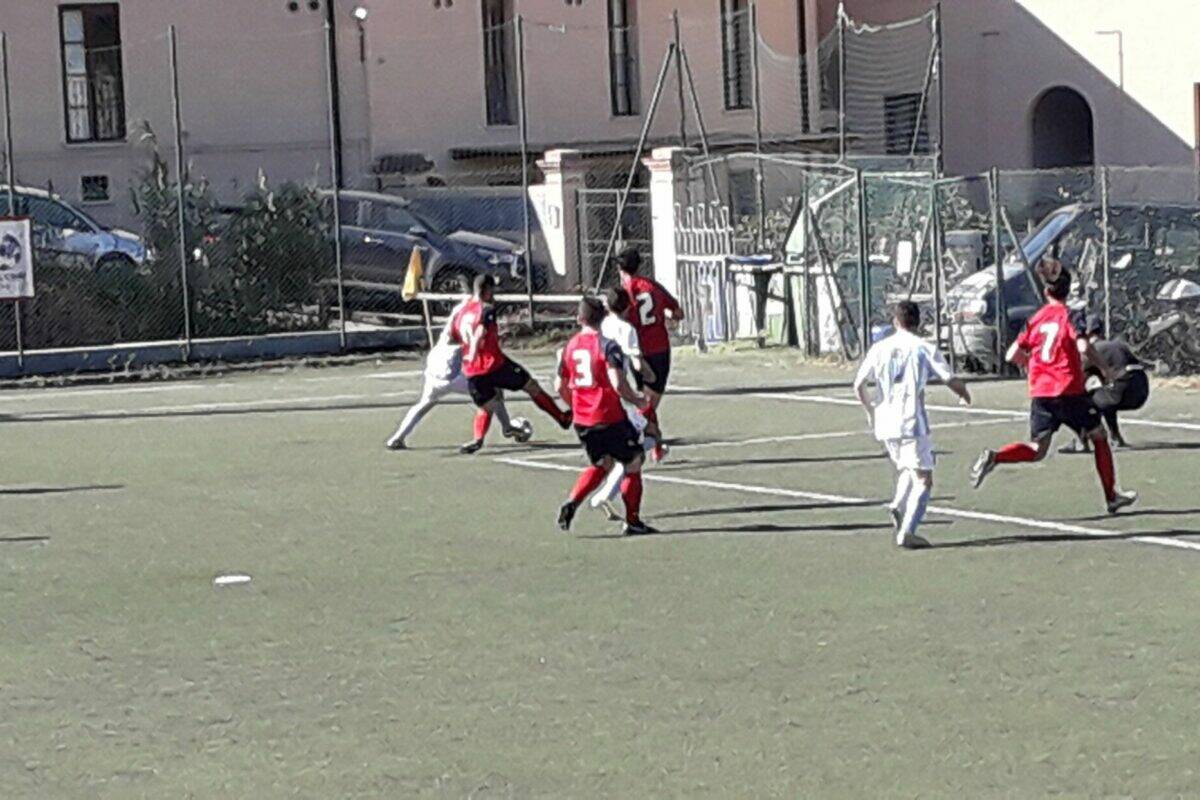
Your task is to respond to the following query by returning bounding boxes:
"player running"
[556,297,656,536]
[1059,314,1149,453]
[616,248,683,462]
[586,288,664,520]
[449,274,571,454]
[855,301,972,549]
[970,260,1138,514]
[384,298,531,451]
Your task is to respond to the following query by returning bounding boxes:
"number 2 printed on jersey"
[636,292,656,326]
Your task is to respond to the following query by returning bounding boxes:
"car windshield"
[1014,209,1077,263]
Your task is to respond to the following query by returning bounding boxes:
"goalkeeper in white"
[386,299,528,450]
[853,301,971,549]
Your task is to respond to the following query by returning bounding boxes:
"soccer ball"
[510,417,534,443]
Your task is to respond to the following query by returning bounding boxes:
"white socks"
[589,435,657,509]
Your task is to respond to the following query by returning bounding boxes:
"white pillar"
[642,146,695,297]
[533,148,588,287]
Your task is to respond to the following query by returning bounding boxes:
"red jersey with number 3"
[622,273,683,356]
[560,329,626,427]
[449,299,506,377]
[1016,302,1085,398]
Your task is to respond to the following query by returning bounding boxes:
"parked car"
[0,185,148,272]
[944,201,1200,371]
[323,190,533,311]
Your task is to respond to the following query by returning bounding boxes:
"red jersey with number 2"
[560,329,626,427]
[622,273,683,356]
[449,299,506,377]
[1016,302,1085,398]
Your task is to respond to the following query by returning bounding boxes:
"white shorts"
[421,369,469,402]
[883,436,935,471]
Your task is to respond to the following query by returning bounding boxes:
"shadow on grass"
[1065,508,1200,523]
[654,496,956,520]
[580,521,897,539]
[0,484,124,496]
[0,535,49,543]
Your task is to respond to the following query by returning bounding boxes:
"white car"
[0,185,148,271]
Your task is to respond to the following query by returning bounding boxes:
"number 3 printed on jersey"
[572,350,595,387]
[1035,321,1060,362]
[636,292,657,326]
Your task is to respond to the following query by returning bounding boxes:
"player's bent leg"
[559,456,612,532]
[889,468,913,532]
[621,454,657,536]
[1088,426,1138,513]
[523,378,572,430]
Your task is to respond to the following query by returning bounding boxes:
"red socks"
[472,409,492,441]
[620,473,643,523]
[641,406,663,459]
[1092,438,1117,502]
[533,392,570,426]
[995,442,1038,464]
[569,466,608,505]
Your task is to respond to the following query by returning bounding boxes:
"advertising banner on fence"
[0,217,34,299]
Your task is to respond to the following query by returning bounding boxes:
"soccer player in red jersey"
[556,297,656,535]
[616,248,683,461]
[970,259,1137,514]
[449,274,571,453]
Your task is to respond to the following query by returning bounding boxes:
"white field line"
[517,418,1011,462]
[0,381,238,402]
[7,390,425,422]
[673,385,1200,433]
[495,456,1200,553]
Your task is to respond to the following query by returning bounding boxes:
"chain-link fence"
[674,154,1200,375]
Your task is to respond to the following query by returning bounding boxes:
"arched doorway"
[1031,87,1095,168]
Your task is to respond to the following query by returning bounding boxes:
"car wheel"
[96,253,137,277]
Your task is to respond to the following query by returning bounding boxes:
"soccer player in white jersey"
[854,301,972,549]
[385,299,530,450]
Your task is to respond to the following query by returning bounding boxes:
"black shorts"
[1030,395,1102,440]
[642,350,671,395]
[1092,370,1150,413]
[467,360,531,407]
[576,421,642,466]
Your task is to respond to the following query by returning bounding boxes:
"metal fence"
[675,154,1200,375]
[0,1,941,369]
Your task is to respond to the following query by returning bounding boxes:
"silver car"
[0,186,148,271]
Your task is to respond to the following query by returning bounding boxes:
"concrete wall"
[0,0,369,229]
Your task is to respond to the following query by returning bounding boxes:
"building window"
[59,4,126,143]
[720,0,752,110]
[81,175,111,203]
[481,0,517,126]
[884,93,930,155]
[608,0,639,116]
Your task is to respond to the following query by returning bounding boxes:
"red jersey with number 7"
[559,329,627,427]
[448,299,506,377]
[622,273,683,356]
[1015,301,1085,398]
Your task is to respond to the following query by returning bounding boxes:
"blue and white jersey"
[854,328,952,441]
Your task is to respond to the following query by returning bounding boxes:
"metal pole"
[909,20,938,158]
[988,166,1006,372]
[930,182,953,372]
[323,18,348,349]
[750,3,766,249]
[515,15,534,325]
[594,43,677,291]
[1100,165,1111,338]
[837,3,847,162]
[934,3,946,176]
[854,167,870,354]
[323,0,345,188]
[1,33,21,368]
[673,11,687,150]
[800,176,813,355]
[168,26,193,359]
[680,46,720,198]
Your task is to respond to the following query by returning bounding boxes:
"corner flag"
[401,247,424,301]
